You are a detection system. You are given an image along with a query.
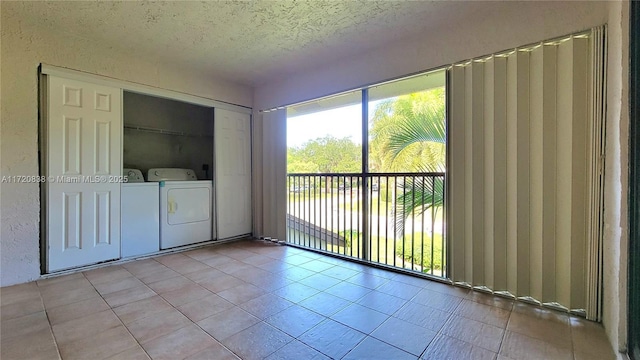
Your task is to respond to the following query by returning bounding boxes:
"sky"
[286,101,386,148]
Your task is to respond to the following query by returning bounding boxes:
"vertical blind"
[254,109,288,241]
[448,27,606,319]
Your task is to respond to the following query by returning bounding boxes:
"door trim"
[628,0,639,358]
[40,64,252,114]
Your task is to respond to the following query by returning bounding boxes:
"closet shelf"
[124,125,213,137]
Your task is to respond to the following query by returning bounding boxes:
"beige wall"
[0,3,253,286]
[253,1,629,355]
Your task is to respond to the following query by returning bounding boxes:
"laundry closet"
[41,67,252,273]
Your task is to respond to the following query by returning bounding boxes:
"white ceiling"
[8,1,491,87]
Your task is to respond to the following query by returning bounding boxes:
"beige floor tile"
[36,272,84,287]
[167,259,211,275]
[41,285,100,309]
[500,330,573,360]
[137,267,182,284]
[199,254,236,268]
[0,327,60,360]
[146,275,194,294]
[442,314,504,353]
[426,281,471,298]
[94,275,144,295]
[198,306,260,341]
[113,295,173,324]
[177,294,234,322]
[159,283,211,307]
[122,259,166,276]
[46,296,110,325]
[105,345,151,360]
[0,282,41,306]
[182,248,219,262]
[185,342,240,360]
[126,308,192,343]
[103,284,156,308]
[83,266,131,285]
[507,310,571,349]
[574,350,616,360]
[570,316,616,359]
[222,322,294,360]
[142,324,218,360]
[230,267,272,285]
[218,282,266,304]
[219,259,255,275]
[52,309,121,345]
[221,249,256,261]
[1,311,50,341]
[1,295,44,321]
[421,333,497,360]
[412,288,463,313]
[240,254,275,266]
[455,299,511,328]
[466,291,514,311]
[155,253,190,265]
[240,293,294,319]
[198,273,245,293]
[511,302,570,324]
[155,254,211,275]
[58,325,138,360]
[184,267,226,283]
[38,276,93,296]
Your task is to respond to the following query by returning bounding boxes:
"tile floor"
[0,240,616,360]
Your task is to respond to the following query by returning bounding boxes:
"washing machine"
[147,168,213,250]
[121,168,159,257]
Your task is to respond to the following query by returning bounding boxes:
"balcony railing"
[287,172,446,278]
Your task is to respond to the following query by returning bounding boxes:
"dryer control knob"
[155,171,159,176]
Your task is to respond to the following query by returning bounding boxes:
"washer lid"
[123,168,144,183]
[147,168,198,181]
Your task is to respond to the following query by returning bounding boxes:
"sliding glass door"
[286,70,448,279]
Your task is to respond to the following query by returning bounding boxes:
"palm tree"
[369,89,446,235]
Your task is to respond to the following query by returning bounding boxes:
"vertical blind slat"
[464,65,474,283]
[570,37,589,310]
[493,57,508,292]
[449,66,467,283]
[506,51,519,296]
[542,44,558,304]
[556,39,574,307]
[472,61,486,286]
[530,45,544,302]
[516,50,531,298]
[484,59,495,290]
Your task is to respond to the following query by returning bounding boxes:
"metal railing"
[286,172,446,278]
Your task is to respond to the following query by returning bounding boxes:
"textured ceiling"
[6,1,488,86]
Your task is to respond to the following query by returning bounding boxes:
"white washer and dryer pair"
[147,168,214,250]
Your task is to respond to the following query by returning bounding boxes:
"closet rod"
[123,125,213,138]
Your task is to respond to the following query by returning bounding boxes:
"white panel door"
[47,76,122,272]
[215,108,251,239]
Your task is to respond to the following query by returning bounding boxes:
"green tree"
[287,136,361,173]
[369,87,446,234]
[369,88,446,172]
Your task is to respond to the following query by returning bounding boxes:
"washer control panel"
[123,168,144,183]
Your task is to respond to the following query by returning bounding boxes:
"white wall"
[604,1,630,355]
[0,3,253,286]
[253,1,629,355]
